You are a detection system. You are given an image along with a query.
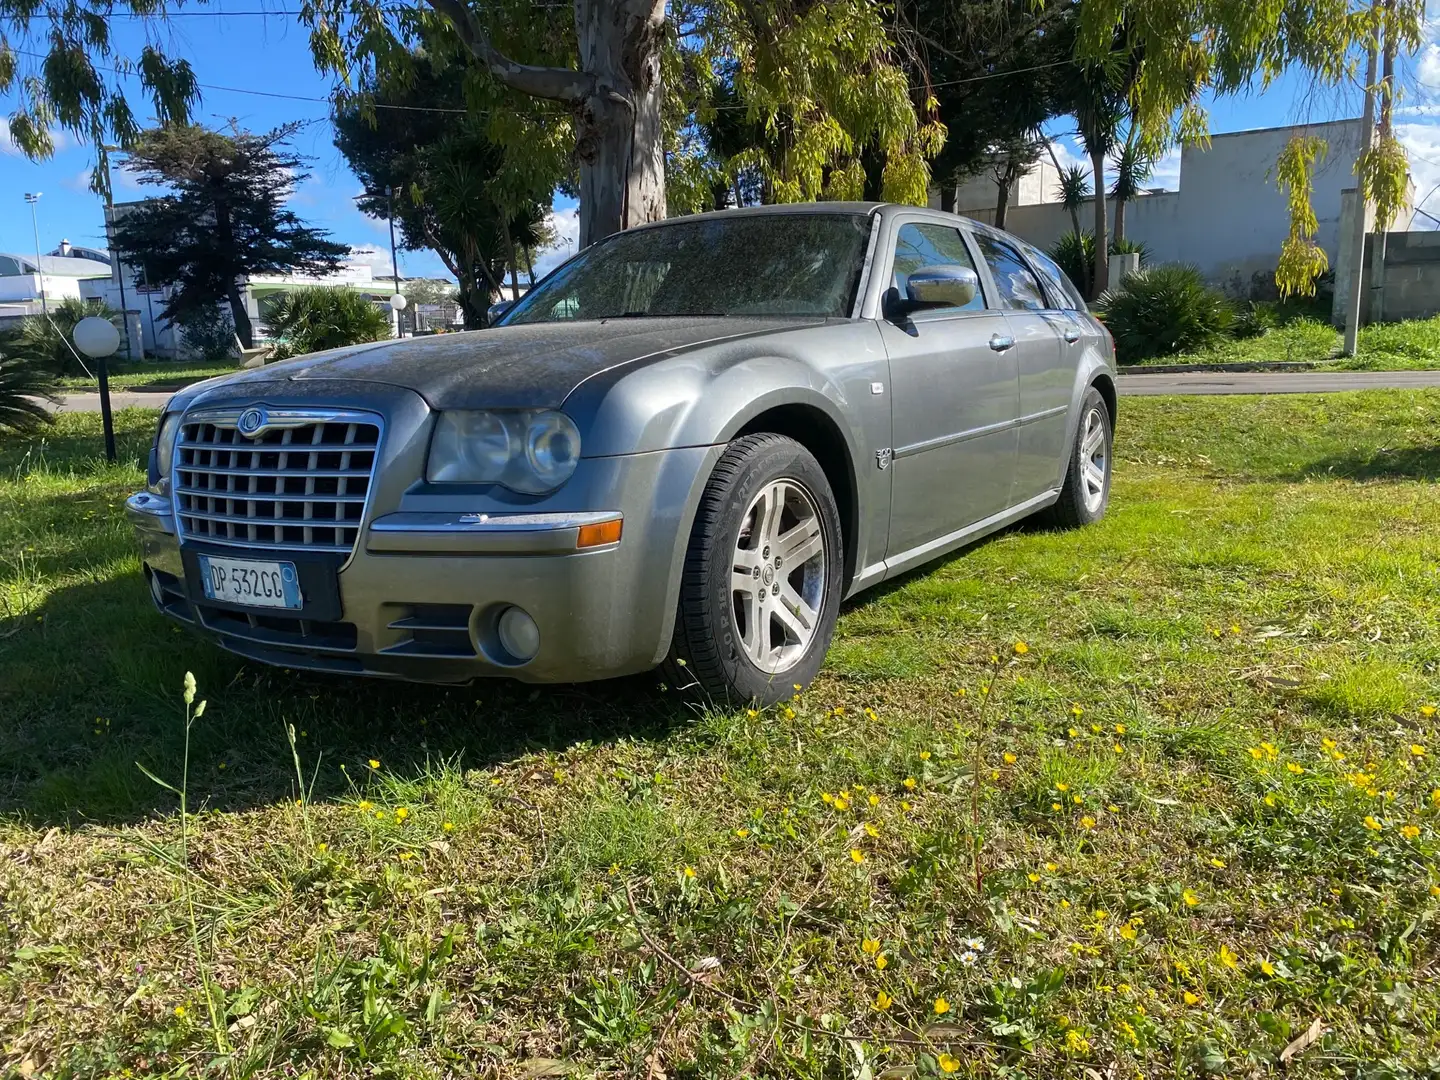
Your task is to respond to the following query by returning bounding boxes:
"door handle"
[988,334,1015,352]
[1063,327,1081,343]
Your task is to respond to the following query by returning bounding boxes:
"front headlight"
[148,412,182,494]
[427,410,581,493]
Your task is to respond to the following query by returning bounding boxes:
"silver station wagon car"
[127,203,1115,705]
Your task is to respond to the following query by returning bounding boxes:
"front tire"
[1046,386,1112,528]
[667,434,843,706]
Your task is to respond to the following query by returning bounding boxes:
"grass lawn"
[57,358,241,392]
[1130,314,1440,371]
[3,396,1439,1078]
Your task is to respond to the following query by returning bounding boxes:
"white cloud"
[533,205,581,277]
[347,244,398,277]
[1418,42,1440,92]
[0,117,70,156]
[1397,122,1440,226]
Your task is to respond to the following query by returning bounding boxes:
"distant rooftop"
[0,251,113,278]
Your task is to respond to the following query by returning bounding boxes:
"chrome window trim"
[172,405,386,571]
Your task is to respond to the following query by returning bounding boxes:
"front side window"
[888,222,984,311]
[1025,246,1086,310]
[972,233,1046,312]
[504,213,873,323]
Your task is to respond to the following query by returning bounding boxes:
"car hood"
[187,317,827,410]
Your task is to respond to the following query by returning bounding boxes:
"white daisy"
[960,950,978,966]
[963,936,986,952]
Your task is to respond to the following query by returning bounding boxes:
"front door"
[877,220,1020,560]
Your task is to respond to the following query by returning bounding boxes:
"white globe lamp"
[74,316,121,358]
[389,293,408,311]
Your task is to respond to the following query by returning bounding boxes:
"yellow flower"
[1068,727,1080,738]
[442,821,455,832]
[1113,743,1124,754]
[1003,752,1017,764]
[552,768,566,783]
[1260,960,1276,976]
[735,827,750,838]
[358,800,373,811]
[1090,724,1101,734]
[1028,872,1041,883]
[1230,624,1241,635]
[919,750,932,761]
[174,1005,187,1018]
[683,865,696,878]
[1322,738,1337,749]
[1286,762,1304,775]
[1064,1029,1090,1054]
[900,800,912,812]
[1218,944,1239,969]
[874,990,893,1011]
[903,777,917,790]
[1364,816,1383,831]
[783,707,796,720]
[747,709,758,718]
[868,794,880,807]
[1183,991,1201,1006]
[1056,782,1069,792]
[368,759,380,769]
[1080,816,1096,829]
[375,811,385,820]
[1073,794,1083,804]
[1045,862,1059,872]
[850,849,865,864]
[1013,641,1029,655]
[1060,898,1071,908]
[934,996,951,1015]
[1260,742,1278,760]
[1401,824,1419,839]
[394,807,409,822]
[1071,704,1084,717]
[1411,744,1427,757]
[1118,922,1138,941]
[875,953,888,970]
[938,1053,960,1073]
[1114,723,1126,734]
[1421,705,1437,718]
[862,937,881,955]
[1264,794,1277,807]
[1209,857,1226,868]
[864,823,879,838]
[834,797,850,811]
[1249,747,1263,760]
[1052,802,1062,811]
[1431,885,1440,897]
[1182,889,1200,907]
[397,851,413,860]
[822,792,834,804]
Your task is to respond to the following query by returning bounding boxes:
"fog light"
[497,606,540,662]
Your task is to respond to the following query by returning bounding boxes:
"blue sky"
[4,5,1439,280]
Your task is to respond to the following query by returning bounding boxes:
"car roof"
[628,201,1007,238]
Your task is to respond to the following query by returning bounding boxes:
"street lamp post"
[24,193,47,317]
[74,316,120,463]
[385,185,410,337]
[101,146,134,362]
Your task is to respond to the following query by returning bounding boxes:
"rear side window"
[889,222,985,311]
[1026,247,1087,310]
[971,232,1046,312]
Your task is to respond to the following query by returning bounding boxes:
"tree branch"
[423,0,595,104]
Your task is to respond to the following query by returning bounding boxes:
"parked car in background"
[127,203,1116,705]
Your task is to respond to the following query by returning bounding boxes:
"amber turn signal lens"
[576,518,622,548]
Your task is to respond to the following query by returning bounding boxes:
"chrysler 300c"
[127,203,1116,705]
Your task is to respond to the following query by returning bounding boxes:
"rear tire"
[1046,386,1112,528]
[666,434,843,706]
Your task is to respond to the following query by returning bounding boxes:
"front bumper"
[127,441,720,685]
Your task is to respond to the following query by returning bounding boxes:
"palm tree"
[261,287,392,357]
[0,357,59,434]
[1109,131,1155,249]
[0,297,121,378]
[1052,162,1093,292]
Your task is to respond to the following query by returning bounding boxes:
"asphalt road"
[49,369,1440,413]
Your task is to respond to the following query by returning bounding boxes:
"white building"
[933,119,1414,295]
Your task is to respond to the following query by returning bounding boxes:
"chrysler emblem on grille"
[237,408,266,436]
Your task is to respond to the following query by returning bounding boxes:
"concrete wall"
[946,119,1394,292]
[1352,230,1440,323]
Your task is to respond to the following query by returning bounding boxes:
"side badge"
[876,448,893,470]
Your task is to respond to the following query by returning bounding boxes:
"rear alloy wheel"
[667,434,843,705]
[1046,385,1112,528]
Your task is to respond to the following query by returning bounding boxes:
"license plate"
[198,555,302,610]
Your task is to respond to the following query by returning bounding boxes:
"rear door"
[875,219,1020,560]
[969,231,1071,503]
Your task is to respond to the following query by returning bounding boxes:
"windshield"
[504,212,873,324]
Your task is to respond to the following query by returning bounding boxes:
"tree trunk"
[502,225,522,301]
[573,0,667,246]
[994,177,1012,230]
[524,245,536,287]
[227,286,253,350]
[1113,195,1126,249]
[1089,147,1109,299]
[457,278,488,329]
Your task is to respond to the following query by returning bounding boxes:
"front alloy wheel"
[668,434,843,705]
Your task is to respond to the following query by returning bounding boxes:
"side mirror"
[487,300,515,324]
[900,264,979,313]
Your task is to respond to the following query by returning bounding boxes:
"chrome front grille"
[174,407,381,554]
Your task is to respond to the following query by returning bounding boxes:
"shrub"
[0,297,122,377]
[261,287,392,357]
[1050,233,1150,299]
[177,306,239,362]
[1095,264,1235,364]
[0,355,59,434]
[1232,301,1278,340]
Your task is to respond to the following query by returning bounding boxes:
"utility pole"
[101,147,134,361]
[24,193,47,317]
[1342,32,1379,357]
